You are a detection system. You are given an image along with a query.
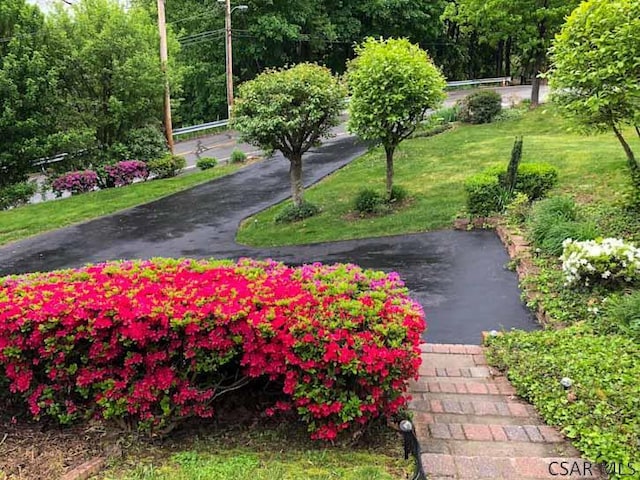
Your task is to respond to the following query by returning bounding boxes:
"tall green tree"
[347,38,446,199]
[0,0,81,187]
[550,0,640,190]
[50,0,179,161]
[233,63,346,208]
[444,0,580,106]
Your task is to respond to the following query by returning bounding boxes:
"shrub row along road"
[0,130,534,343]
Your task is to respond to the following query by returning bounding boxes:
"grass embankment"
[99,425,409,480]
[0,164,241,247]
[237,108,628,247]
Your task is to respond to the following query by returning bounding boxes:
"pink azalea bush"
[51,170,98,196]
[0,259,425,440]
[103,160,149,187]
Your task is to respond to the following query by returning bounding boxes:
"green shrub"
[527,196,580,246]
[275,201,320,223]
[148,154,187,179]
[458,90,502,124]
[0,181,37,210]
[196,157,218,170]
[601,293,640,341]
[540,220,599,256]
[389,185,409,204]
[108,124,168,163]
[464,173,506,217]
[487,163,558,201]
[354,189,385,214]
[486,326,640,470]
[514,163,559,200]
[505,192,531,225]
[230,149,247,164]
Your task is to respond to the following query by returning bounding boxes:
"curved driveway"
[0,135,535,344]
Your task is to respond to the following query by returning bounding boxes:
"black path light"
[399,420,427,480]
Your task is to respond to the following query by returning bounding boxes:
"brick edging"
[60,444,121,480]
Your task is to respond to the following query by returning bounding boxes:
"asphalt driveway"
[0,135,535,344]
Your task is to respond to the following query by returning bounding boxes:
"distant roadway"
[174,85,549,168]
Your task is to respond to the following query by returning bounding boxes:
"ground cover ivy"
[486,326,640,477]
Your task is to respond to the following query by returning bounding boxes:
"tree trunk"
[385,145,395,200]
[612,123,640,189]
[289,154,304,207]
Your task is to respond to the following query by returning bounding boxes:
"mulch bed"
[0,417,114,480]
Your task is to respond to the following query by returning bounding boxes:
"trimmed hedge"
[148,154,187,178]
[0,259,425,440]
[465,163,559,217]
[489,163,559,201]
[463,173,504,217]
[458,90,502,124]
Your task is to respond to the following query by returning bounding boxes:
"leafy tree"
[347,38,446,199]
[444,0,580,106]
[49,0,179,162]
[550,0,640,190]
[232,63,346,208]
[0,0,83,187]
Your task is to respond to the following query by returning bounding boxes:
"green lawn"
[0,164,241,247]
[98,425,410,480]
[236,108,629,247]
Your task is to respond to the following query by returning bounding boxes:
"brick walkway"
[409,344,602,479]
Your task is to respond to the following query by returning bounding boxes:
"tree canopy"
[232,63,346,208]
[550,0,640,187]
[347,38,446,198]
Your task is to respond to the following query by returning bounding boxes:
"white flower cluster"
[560,238,640,287]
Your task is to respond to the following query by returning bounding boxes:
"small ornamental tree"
[347,38,446,200]
[550,0,640,190]
[232,63,346,209]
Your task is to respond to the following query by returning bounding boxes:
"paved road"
[0,131,535,343]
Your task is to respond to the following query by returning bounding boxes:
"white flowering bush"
[561,238,640,287]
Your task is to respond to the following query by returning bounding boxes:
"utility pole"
[223,0,233,120]
[157,0,174,153]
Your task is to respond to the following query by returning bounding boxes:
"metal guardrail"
[446,76,512,88]
[172,119,229,136]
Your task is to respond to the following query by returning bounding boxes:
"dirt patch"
[0,419,115,480]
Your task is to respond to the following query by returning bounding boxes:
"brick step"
[421,344,484,355]
[416,392,515,403]
[418,412,544,426]
[422,438,578,458]
[423,423,565,443]
[410,378,515,396]
[419,365,492,378]
[410,398,539,418]
[421,352,486,368]
[421,454,603,479]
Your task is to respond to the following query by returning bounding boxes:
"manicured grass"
[237,108,629,247]
[99,424,409,480]
[0,165,241,247]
